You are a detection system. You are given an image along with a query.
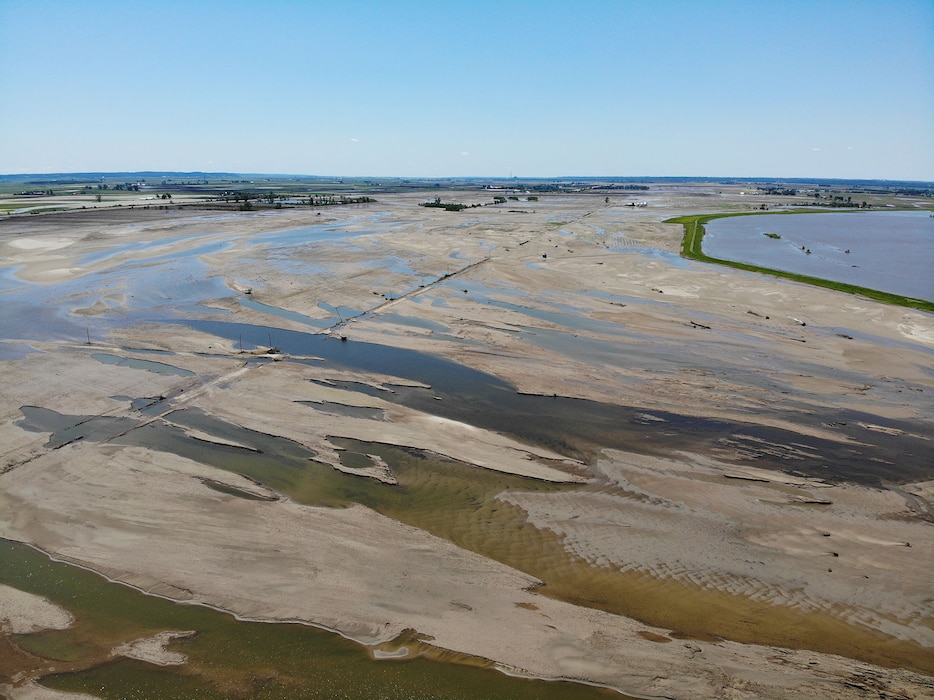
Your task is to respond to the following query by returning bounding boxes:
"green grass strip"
[666,211,934,313]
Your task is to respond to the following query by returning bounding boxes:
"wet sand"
[1,187,932,698]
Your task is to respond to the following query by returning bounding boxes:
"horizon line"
[2,171,933,186]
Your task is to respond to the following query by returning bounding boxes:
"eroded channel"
[185,318,934,485]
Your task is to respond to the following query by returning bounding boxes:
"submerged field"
[1,184,932,699]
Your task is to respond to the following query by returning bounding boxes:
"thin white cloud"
[460,151,470,157]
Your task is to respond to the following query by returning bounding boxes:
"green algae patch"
[0,540,621,700]
[279,440,934,677]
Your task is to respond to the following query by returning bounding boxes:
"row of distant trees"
[220,192,376,210]
[809,195,872,208]
[759,188,877,208]
[93,183,141,191]
[420,195,522,211]
[305,194,375,206]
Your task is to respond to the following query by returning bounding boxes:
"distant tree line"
[873,187,932,197]
[14,189,55,196]
[306,194,375,206]
[420,195,514,211]
[808,194,872,208]
[217,191,375,210]
[88,183,141,191]
[521,183,650,193]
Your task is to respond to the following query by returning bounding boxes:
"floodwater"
[2,203,648,695]
[180,319,933,484]
[704,210,934,301]
[5,210,934,695]
[14,399,931,691]
[0,241,232,358]
[0,211,417,358]
[91,352,193,376]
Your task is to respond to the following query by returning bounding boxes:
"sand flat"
[1,189,932,697]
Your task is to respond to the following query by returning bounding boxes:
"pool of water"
[0,212,421,355]
[77,232,227,266]
[184,319,513,398]
[91,352,194,377]
[0,244,232,352]
[704,211,934,301]
[239,296,333,328]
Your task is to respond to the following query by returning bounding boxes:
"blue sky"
[2,0,932,180]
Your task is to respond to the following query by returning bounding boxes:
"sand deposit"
[111,631,195,666]
[0,585,73,635]
[1,187,931,698]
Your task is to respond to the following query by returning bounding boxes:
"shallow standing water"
[1,540,622,700]
[704,211,934,301]
[5,206,934,694]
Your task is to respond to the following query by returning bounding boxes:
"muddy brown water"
[185,319,934,485]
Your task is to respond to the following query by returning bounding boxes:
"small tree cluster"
[421,198,468,211]
[307,195,375,206]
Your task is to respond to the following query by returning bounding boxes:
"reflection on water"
[704,211,934,301]
[91,353,194,377]
[77,232,225,266]
[0,340,36,360]
[16,406,138,448]
[297,400,387,420]
[180,318,934,484]
[248,211,408,247]
[0,243,232,348]
[184,319,512,397]
[239,296,332,328]
[0,211,417,351]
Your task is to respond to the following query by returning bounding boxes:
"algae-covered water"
[1,540,622,699]
[6,405,626,697]
[14,404,930,685]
